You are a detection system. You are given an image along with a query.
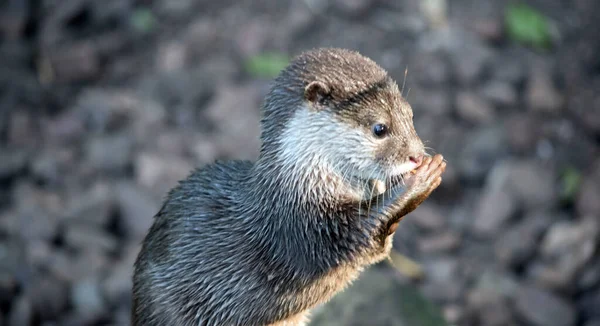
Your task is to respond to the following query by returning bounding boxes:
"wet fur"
[132,48,429,326]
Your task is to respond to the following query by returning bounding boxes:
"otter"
[131,48,446,326]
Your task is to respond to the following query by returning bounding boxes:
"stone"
[578,259,600,291]
[202,84,262,160]
[576,169,600,218]
[481,80,517,107]
[531,218,599,289]
[85,134,133,173]
[458,126,508,182]
[455,91,495,124]
[514,285,576,326]
[504,113,540,153]
[451,39,492,85]
[490,52,526,85]
[442,304,464,325]
[527,262,573,290]
[410,203,447,231]
[309,268,448,326]
[0,148,28,179]
[418,231,461,253]
[495,211,549,267]
[420,280,463,303]
[411,88,451,116]
[472,187,517,236]
[30,147,76,185]
[26,277,69,321]
[579,289,600,320]
[332,0,372,16]
[473,19,503,43]
[64,182,115,228]
[7,294,32,326]
[48,249,108,283]
[466,287,514,326]
[498,159,558,209]
[72,277,106,318]
[410,52,449,86]
[527,67,563,114]
[47,41,100,83]
[423,257,459,283]
[114,181,159,240]
[0,0,28,40]
[102,261,133,306]
[134,151,193,198]
[64,223,118,253]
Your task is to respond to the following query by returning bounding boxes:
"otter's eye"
[372,123,388,138]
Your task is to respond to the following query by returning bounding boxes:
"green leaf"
[131,8,156,33]
[244,53,290,78]
[504,2,553,50]
[560,167,582,203]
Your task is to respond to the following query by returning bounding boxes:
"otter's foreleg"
[377,154,446,226]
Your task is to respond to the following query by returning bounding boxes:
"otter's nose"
[409,155,423,166]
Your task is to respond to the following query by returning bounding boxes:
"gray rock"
[411,88,451,116]
[47,41,100,83]
[0,148,28,178]
[48,249,108,283]
[64,182,115,228]
[474,269,519,298]
[85,134,133,173]
[423,257,459,283]
[420,280,463,303]
[576,166,600,218]
[410,52,449,86]
[584,320,600,326]
[7,294,32,326]
[410,203,447,232]
[514,285,576,326]
[102,262,133,306]
[579,289,600,320]
[134,151,193,198]
[451,39,493,85]
[531,218,599,289]
[455,91,495,124]
[458,126,508,182]
[491,52,526,85]
[472,187,517,236]
[495,210,549,267]
[309,268,448,326]
[418,231,461,254]
[442,304,465,325]
[527,262,573,291]
[202,83,262,160]
[504,113,540,153]
[494,159,558,209]
[331,0,372,16]
[466,288,514,326]
[114,181,159,240]
[72,277,106,317]
[64,223,118,253]
[527,67,563,114]
[26,277,69,321]
[578,259,600,291]
[481,80,517,107]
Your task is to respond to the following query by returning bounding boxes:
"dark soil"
[1,0,599,325]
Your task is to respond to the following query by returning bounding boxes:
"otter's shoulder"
[156,160,253,218]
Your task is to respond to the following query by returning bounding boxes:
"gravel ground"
[0,0,599,325]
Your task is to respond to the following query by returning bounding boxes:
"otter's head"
[259,48,425,186]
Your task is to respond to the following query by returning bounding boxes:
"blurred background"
[0,0,599,325]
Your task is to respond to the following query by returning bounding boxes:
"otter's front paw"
[404,154,446,205]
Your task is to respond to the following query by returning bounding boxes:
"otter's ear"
[304,81,330,106]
